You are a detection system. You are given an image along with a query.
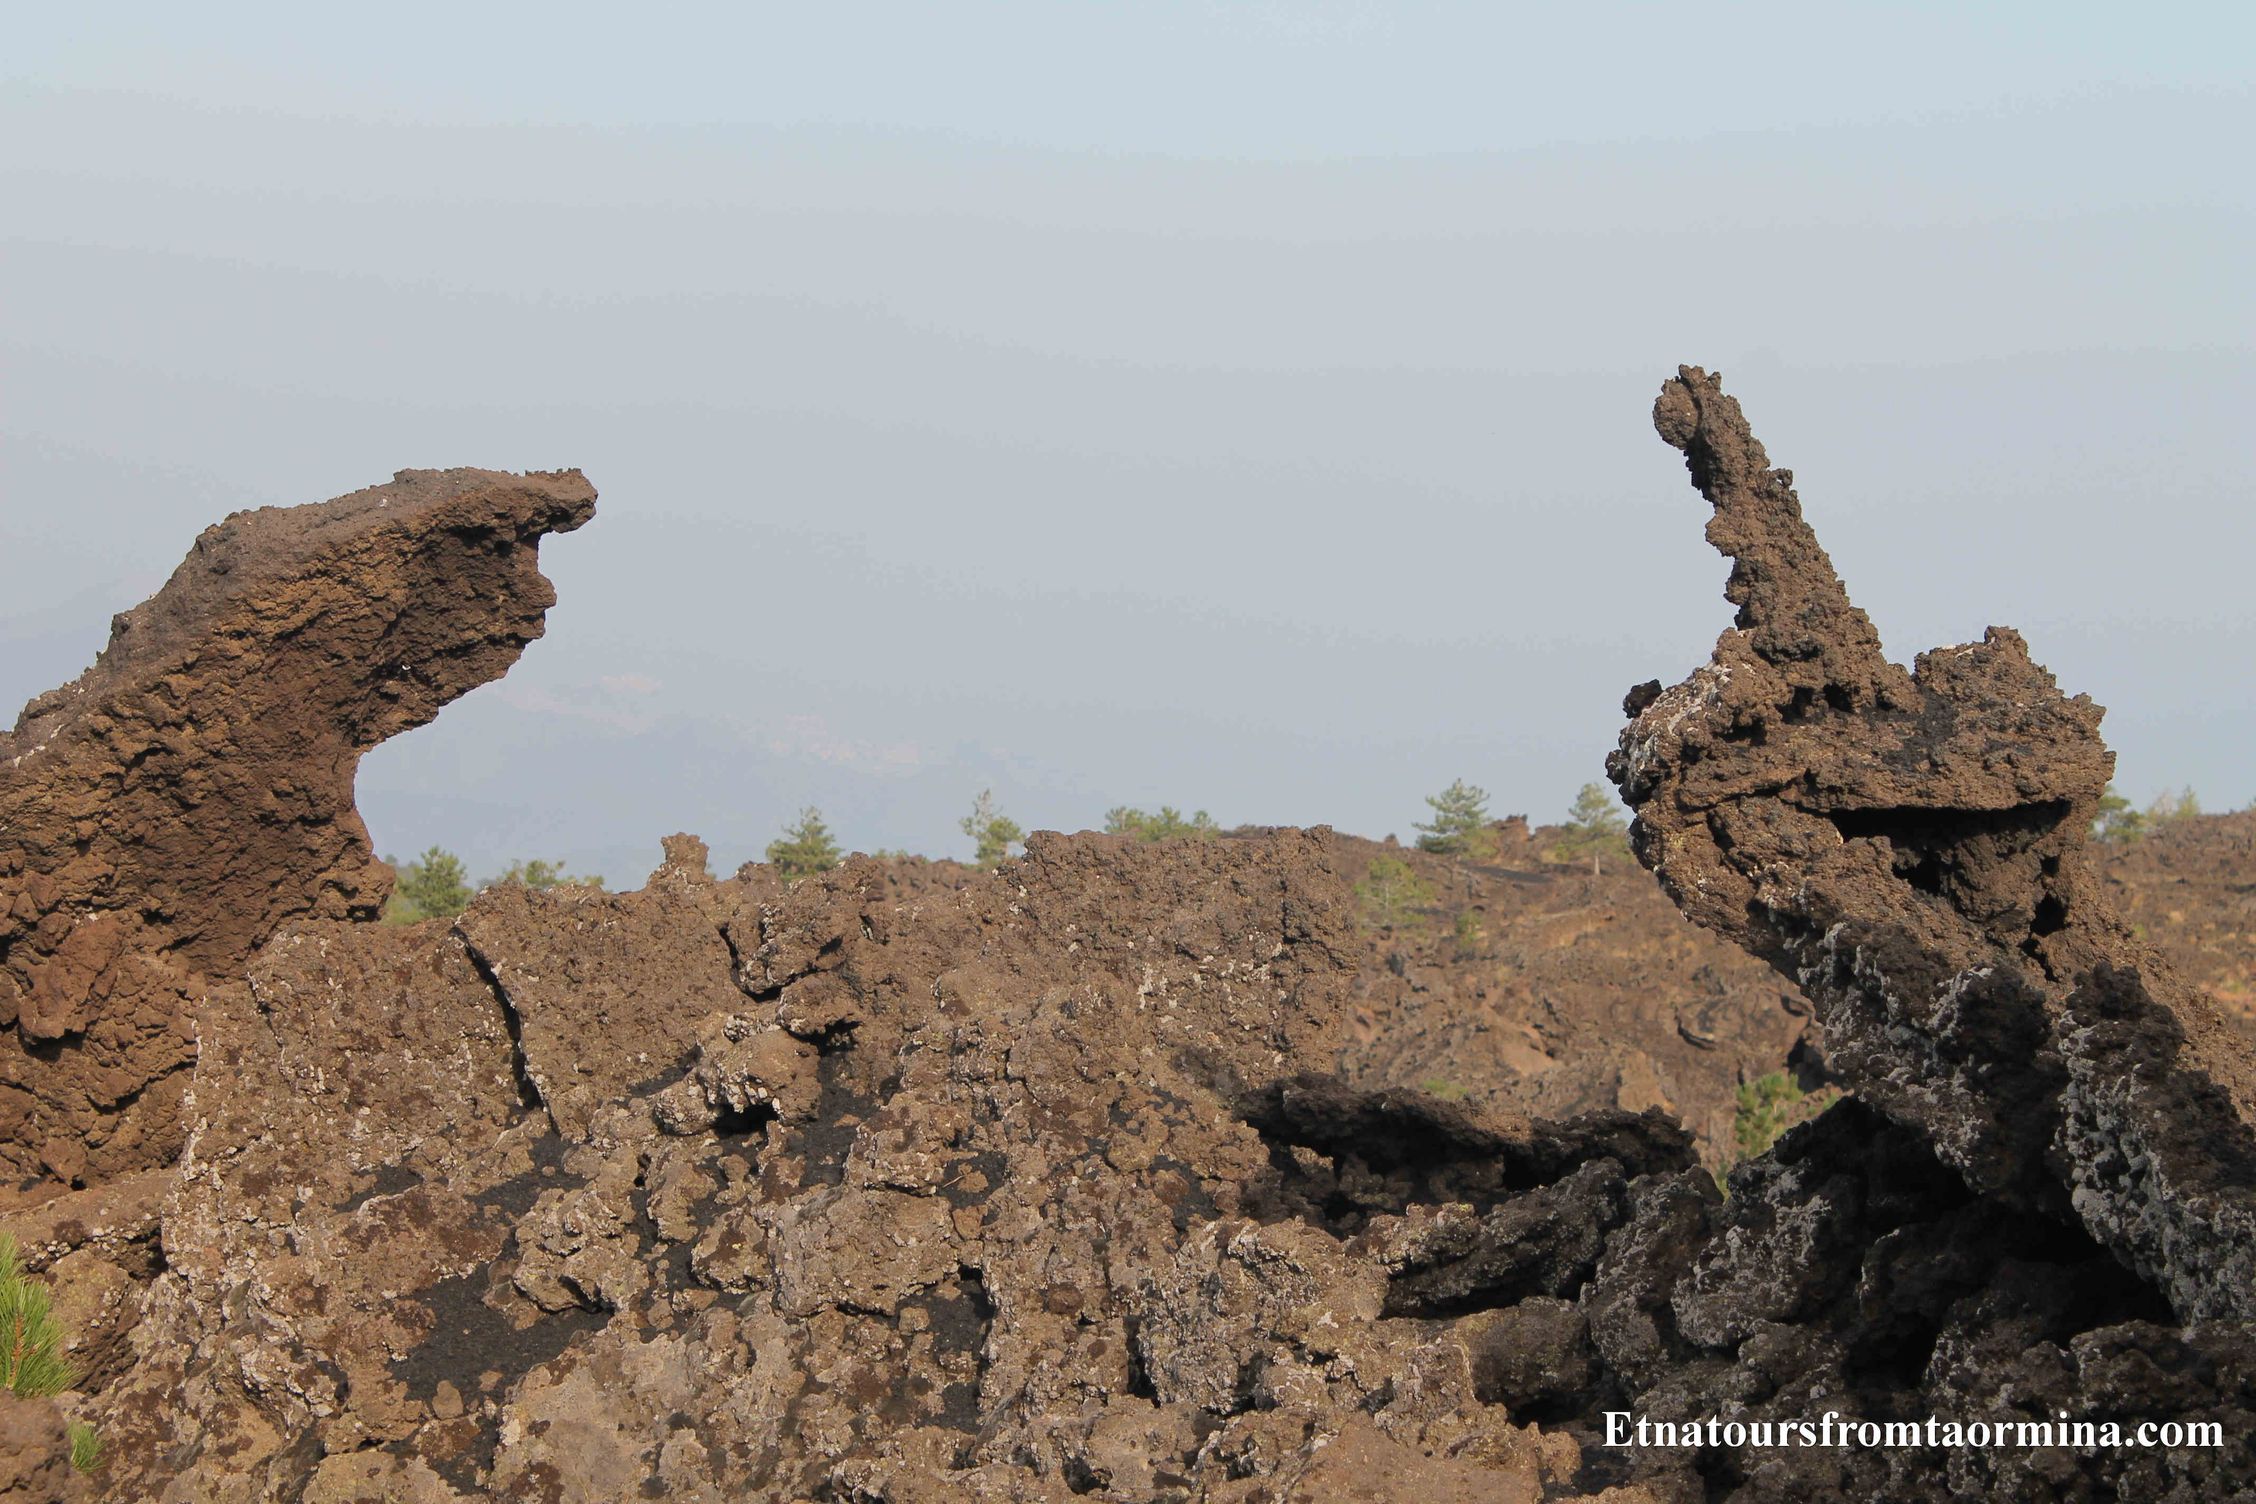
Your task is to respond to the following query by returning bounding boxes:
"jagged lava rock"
[1575,366,2256,1498]
[87,833,1678,1501]
[0,468,594,1190]
[1609,366,2256,1320]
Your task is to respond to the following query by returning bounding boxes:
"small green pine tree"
[1713,1071,1845,1194]
[1104,806,1220,842]
[0,1235,76,1399]
[1413,780,1497,859]
[1552,784,1630,872]
[2149,786,2201,824]
[766,807,844,884]
[68,1420,102,1475]
[962,791,1024,869]
[2094,784,2144,843]
[1732,1073,1805,1162]
[383,846,474,924]
[0,1238,100,1473]
[1451,910,1485,957]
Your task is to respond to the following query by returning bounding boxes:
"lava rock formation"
[0,468,595,1192]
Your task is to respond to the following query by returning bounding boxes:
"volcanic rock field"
[2,372,2251,1501]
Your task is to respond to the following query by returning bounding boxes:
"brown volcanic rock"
[102,815,2252,1500]
[2101,809,2256,1033]
[1610,367,2256,1318]
[0,467,593,1191]
[457,834,754,1140]
[1568,366,2256,1496]
[0,1394,94,1501]
[1326,824,1815,1171]
[85,833,1673,1501]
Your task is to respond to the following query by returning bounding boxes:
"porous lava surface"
[86,827,1699,1502]
[1592,367,2256,1496]
[7,380,2256,1502]
[0,468,595,1193]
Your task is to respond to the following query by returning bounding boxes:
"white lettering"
[1577,1409,2224,1453]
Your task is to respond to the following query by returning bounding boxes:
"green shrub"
[382,846,474,923]
[2097,784,2204,844]
[487,858,604,891]
[1551,783,1630,872]
[1104,806,1219,842]
[1451,910,1485,957]
[2094,784,2145,843]
[1357,856,1434,931]
[962,791,1024,870]
[0,1239,101,1473]
[383,849,608,922]
[766,807,844,884]
[1414,780,1498,860]
[1732,1073,1806,1162]
[1714,1072,1845,1194]
[2149,786,2201,823]
[1420,1077,1468,1102]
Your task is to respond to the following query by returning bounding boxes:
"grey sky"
[5,6,2251,884]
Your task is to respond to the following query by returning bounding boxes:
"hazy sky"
[5,6,2250,884]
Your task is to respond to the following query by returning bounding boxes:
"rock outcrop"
[1611,366,2256,1322]
[0,468,595,1190]
[1583,367,2256,1496]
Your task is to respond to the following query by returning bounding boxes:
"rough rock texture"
[86,834,1669,1502]
[0,468,594,1192]
[1584,366,2256,1495]
[1328,823,1817,1171]
[2101,809,2256,1034]
[82,809,2250,1501]
[1612,367,2256,1318]
[0,1395,93,1502]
